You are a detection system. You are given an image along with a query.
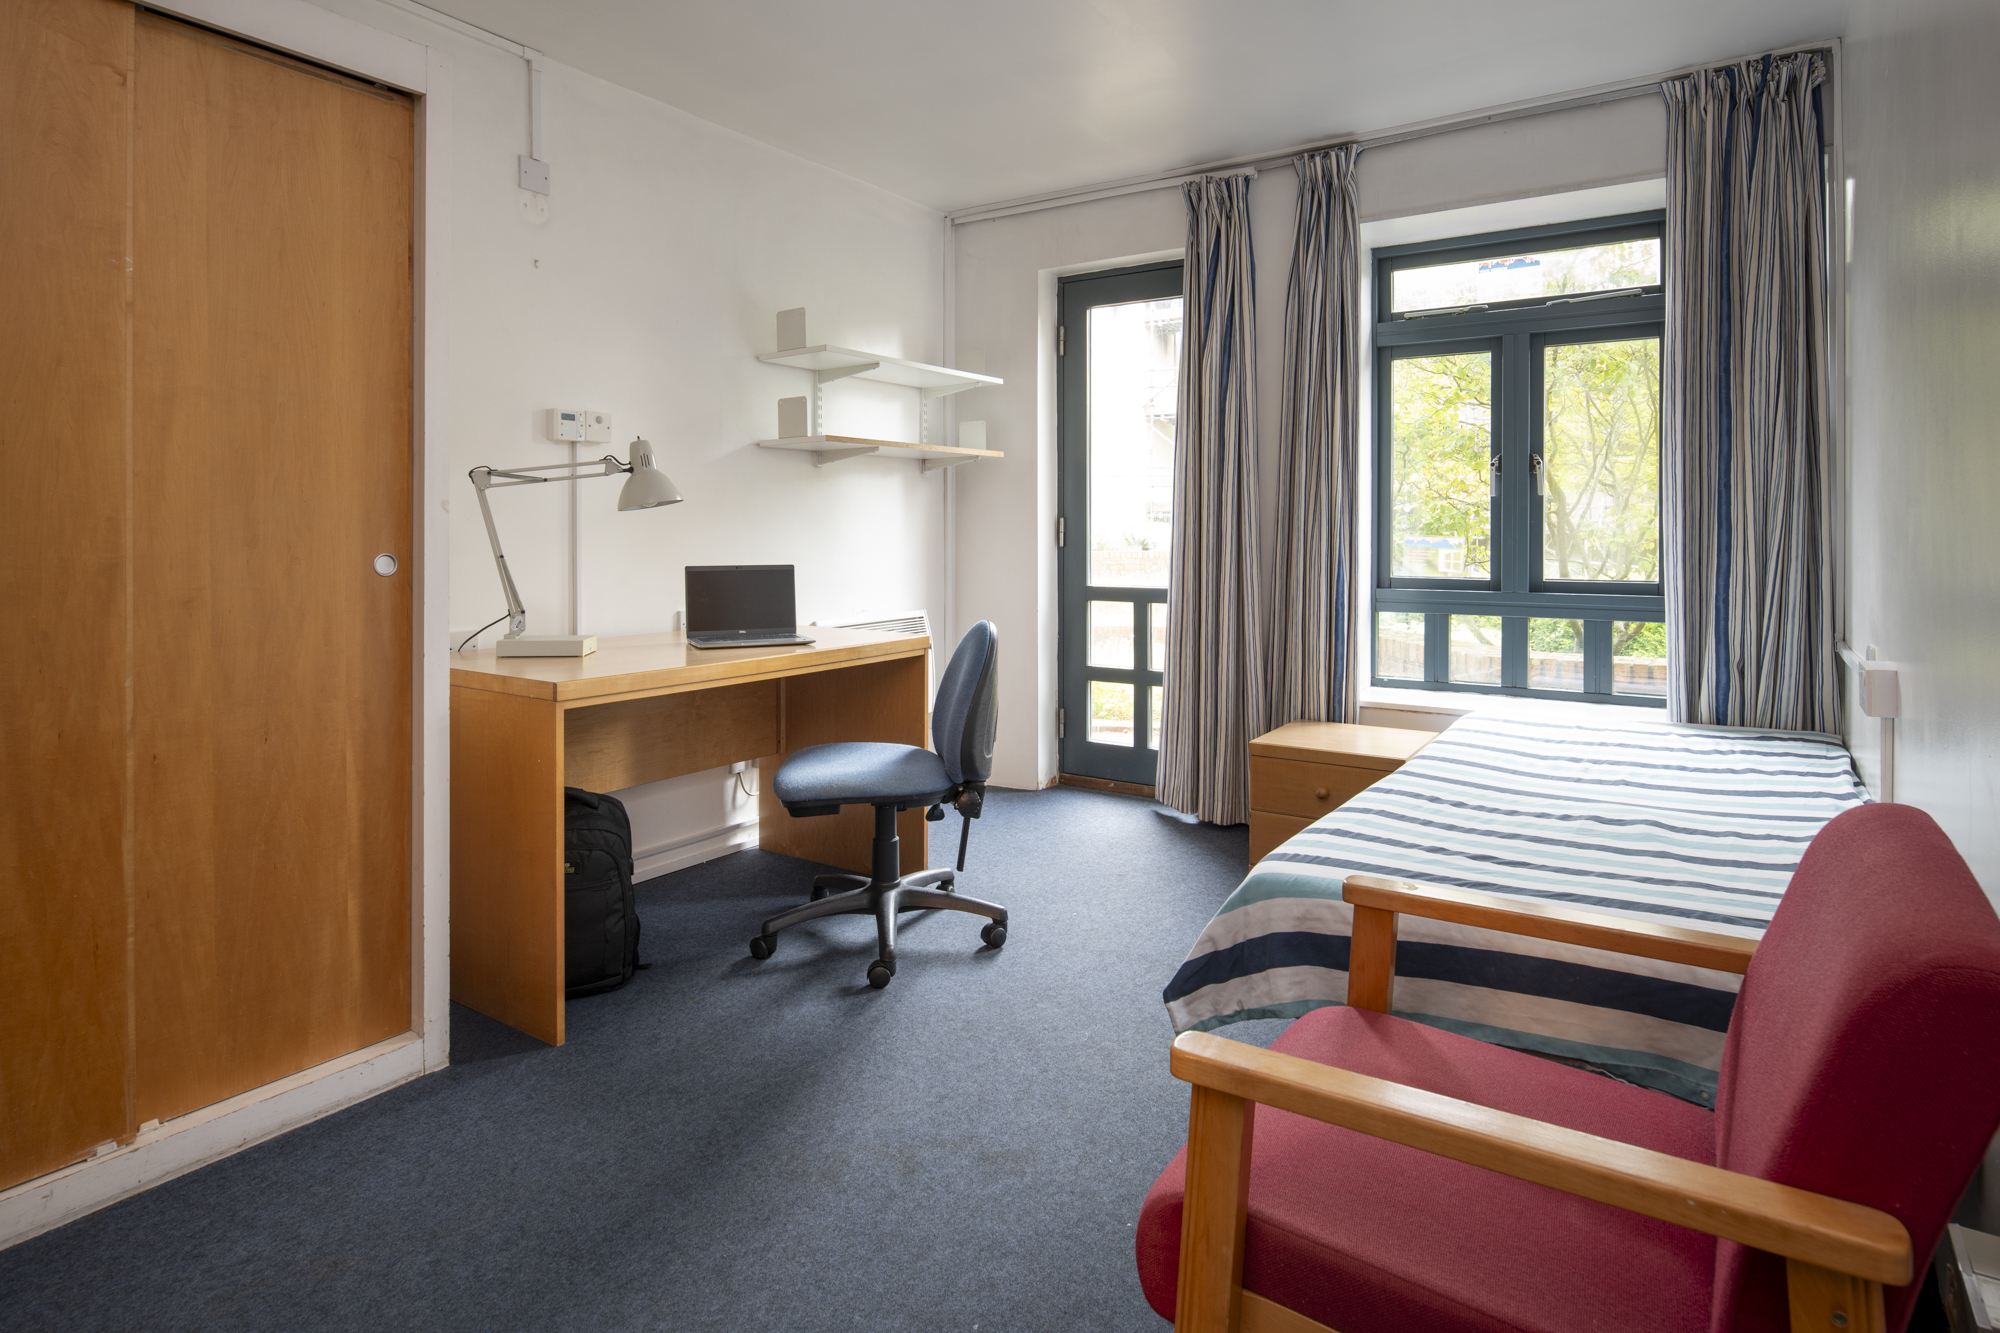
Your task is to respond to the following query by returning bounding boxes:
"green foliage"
[1389,352,1491,578]
[1525,618,1664,658]
[1388,241,1660,589]
[1529,618,1581,652]
[1543,337,1661,582]
[1090,679,1132,723]
[1614,620,1666,658]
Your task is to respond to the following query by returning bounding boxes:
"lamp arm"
[475,455,628,486]
[463,447,668,643]
[470,468,530,638]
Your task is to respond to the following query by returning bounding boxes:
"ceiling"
[424,0,1850,213]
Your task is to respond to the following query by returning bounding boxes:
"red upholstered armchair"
[1137,804,2000,1333]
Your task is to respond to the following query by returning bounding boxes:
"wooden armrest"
[1170,1029,1910,1286]
[1344,873,1758,973]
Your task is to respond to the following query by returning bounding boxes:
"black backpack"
[564,787,644,997]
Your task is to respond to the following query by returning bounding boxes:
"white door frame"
[0,0,452,1250]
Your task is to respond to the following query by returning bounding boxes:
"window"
[1371,216,1665,703]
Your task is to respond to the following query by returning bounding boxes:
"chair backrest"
[1710,803,2000,1333]
[931,621,998,786]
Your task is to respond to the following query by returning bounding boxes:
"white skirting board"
[0,1033,426,1252]
[632,818,760,881]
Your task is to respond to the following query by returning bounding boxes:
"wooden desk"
[450,627,930,1044]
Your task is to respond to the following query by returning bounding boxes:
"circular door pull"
[373,553,399,576]
[1314,787,1329,800]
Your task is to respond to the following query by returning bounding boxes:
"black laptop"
[684,564,815,649]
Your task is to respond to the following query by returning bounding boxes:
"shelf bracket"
[920,383,977,402]
[815,362,879,385]
[920,456,977,474]
[812,446,879,468]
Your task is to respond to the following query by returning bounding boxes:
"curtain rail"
[946,38,1838,227]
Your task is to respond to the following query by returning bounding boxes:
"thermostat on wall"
[547,408,585,441]
[546,408,612,443]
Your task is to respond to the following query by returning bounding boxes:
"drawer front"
[1252,755,1387,821]
[1248,810,1313,867]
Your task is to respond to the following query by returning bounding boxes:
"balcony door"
[1057,262,1183,787]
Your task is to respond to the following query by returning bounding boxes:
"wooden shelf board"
[759,345,1002,392]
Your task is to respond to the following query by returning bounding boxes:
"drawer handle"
[1314,787,1329,800]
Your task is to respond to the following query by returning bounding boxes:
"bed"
[1162,713,1869,1105]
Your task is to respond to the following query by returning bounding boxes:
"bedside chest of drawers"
[1246,721,1437,866]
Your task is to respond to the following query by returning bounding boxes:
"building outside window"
[1371,214,1667,704]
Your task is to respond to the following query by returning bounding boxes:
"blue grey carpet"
[0,786,1280,1331]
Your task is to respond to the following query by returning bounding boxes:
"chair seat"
[1137,1007,1719,1333]
[773,741,952,809]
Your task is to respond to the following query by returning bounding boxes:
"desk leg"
[450,686,565,1045]
[760,655,929,876]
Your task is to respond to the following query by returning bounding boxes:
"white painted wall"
[950,100,1666,790]
[316,0,948,868]
[1843,0,2000,900]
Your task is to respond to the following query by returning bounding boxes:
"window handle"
[1545,287,1645,306]
[1530,453,1547,497]
[1404,303,1489,320]
[1489,454,1502,498]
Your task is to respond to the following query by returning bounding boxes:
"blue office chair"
[749,621,1006,989]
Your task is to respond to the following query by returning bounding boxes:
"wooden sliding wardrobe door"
[131,13,414,1123]
[0,0,137,1193]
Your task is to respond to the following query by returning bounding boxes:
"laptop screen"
[685,565,797,635]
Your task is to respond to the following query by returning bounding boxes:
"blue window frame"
[1371,213,1668,704]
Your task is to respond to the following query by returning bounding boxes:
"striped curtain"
[1270,146,1363,728]
[1158,174,1266,825]
[1661,54,1836,732]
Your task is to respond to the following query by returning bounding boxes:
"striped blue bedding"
[1163,714,1869,1105]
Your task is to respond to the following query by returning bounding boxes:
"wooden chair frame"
[1169,874,1912,1333]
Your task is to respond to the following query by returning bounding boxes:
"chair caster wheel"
[981,922,1008,948]
[749,934,776,960]
[867,961,894,989]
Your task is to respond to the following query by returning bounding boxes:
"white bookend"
[778,396,809,440]
[776,307,807,350]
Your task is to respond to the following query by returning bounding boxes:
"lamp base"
[495,634,598,658]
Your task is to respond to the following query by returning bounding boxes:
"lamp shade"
[617,438,683,511]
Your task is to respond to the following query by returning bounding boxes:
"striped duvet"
[1163,714,1868,1105]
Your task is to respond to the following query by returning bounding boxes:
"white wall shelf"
[757,434,1003,473]
[759,345,1001,397]
[759,308,1001,467]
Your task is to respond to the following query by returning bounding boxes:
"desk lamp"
[468,438,683,657]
